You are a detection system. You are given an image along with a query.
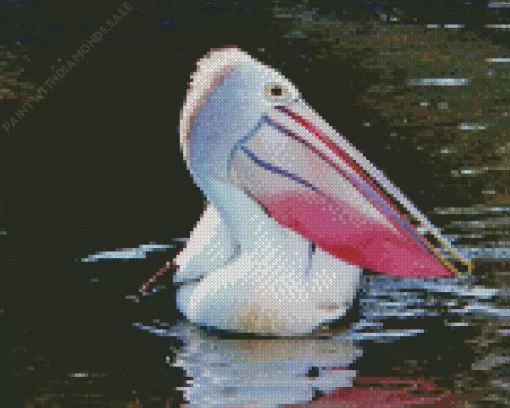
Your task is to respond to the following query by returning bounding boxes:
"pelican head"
[181,47,300,185]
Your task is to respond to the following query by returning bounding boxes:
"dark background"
[0,1,302,405]
[1,0,508,405]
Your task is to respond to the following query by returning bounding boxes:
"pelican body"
[174,47,464,336]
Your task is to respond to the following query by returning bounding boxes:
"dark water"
[2,1,510,407]
[7,234,507,407]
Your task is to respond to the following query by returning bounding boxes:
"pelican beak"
[228,99,469,277]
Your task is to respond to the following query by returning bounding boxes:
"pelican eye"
[265,84,289,100]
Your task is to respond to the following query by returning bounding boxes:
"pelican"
[174,47,469,336]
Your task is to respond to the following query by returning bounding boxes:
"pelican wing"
[174,204,238,283]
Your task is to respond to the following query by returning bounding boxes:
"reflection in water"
[164,320,460,407]
[170,322,359,406]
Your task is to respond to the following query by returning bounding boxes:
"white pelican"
[174,47,469,336]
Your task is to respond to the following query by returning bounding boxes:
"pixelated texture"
[170,4,509,407]
[0,47,36,100]
[175,45,468,337]
[6,1,510,407]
